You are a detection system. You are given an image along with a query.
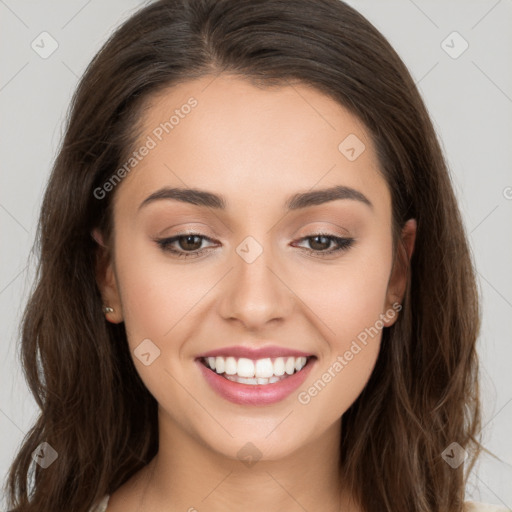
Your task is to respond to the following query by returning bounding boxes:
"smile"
[196,354,316,406]
[201,356,309,385]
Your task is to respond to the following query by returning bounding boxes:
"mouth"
[195,354,317,405]
[198,355,315,385]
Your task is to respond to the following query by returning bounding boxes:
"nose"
[217,239,293,330]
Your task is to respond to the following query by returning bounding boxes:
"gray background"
[1,0,511,508]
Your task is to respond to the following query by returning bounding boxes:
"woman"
[5,0,507,511]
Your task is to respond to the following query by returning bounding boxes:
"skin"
[94,74,416,512]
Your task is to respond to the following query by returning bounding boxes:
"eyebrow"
[138,185,373,212]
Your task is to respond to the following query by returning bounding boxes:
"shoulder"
[89,494,110,512]
[464,501,511,511]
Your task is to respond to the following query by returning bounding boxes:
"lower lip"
[196,358,316,406]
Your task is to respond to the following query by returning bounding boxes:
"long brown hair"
[5,0,482,510]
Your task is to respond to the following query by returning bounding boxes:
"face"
[94,74,415,462]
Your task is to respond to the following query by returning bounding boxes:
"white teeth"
[285,357,295,375]
[295,357,307,372]
[203,355,309,380]
[273,357,285,376]
[223,374,287,385]
[215,356,225,374]
[224,356,237,375]
[255,358,274,378]
[237,358,255,378]
[224,375,258,385]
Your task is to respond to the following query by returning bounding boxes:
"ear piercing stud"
[102,305,114,314]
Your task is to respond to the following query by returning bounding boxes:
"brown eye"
[293,233,355,257]
[155,233,217,259]
[308,235,333,251]
[176,235,203,251]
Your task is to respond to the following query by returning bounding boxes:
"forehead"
[113,74,390,218]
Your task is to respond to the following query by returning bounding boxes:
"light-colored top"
[89,495,510,512]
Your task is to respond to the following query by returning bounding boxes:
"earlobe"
[91,228,106,248]
[91,228,123,323]
[383,218,417,327]
[402,218,417,262]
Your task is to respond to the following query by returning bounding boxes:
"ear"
[91,228,123,323]
[382,218,417,327]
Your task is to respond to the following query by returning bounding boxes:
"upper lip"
[196,345,314,360]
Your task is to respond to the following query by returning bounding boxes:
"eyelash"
[155,232,355,259]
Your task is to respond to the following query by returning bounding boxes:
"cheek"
[306,265,388,386]
[293,237,392,415]
[294,266,391,422]
[114,234,215,346]
[304,235,393,347]
[113,239,208,422]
